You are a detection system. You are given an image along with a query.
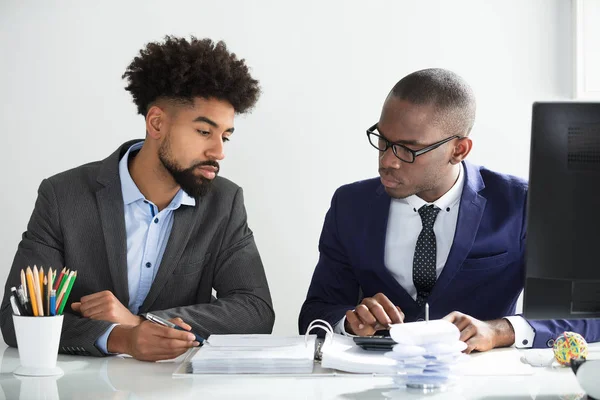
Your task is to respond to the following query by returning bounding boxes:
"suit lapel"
[428,162,486,304]
[139,204,200,311]
[95,141,142,306]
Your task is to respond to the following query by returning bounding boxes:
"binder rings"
[173,319,399,377]
[172,319,534,377]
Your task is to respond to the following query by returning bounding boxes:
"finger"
[71,302,81,312]
[345,310,375,336]
[361,298,391,326]
[459,325,477,343]
[80,290,114,303]
[464,337,478,354]
[455,317,472,332]
[169,317,192,331]
[79,298,112,314]
[372,293,403,324]
[156,339,197,351]
[396,306,405,323]
[79,304,111,319]
[355,303,378,326]
[444,313,471,331]
[149,324,196,342]
[345,310,363,333]
[443,311,460,323]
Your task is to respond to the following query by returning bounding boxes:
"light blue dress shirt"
[95,142,195,353]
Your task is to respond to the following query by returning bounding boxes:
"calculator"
[352,330,396,351]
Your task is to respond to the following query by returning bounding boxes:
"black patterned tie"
[413,204,441,307]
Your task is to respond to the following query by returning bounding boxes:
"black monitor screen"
[524,102,600,319]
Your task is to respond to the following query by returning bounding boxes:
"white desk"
[0,343,596,400]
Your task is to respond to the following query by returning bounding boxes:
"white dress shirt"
[95,141,196,353]
[335,164,534,348]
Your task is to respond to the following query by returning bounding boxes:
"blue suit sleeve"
[95,324,118,354]
[298,189,361,334]
[527,319,600,348]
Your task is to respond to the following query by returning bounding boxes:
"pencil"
[48,267,53,313]
[48,267,53,291]
[57,268,70,297]
[53,267,66,291]
[39,267,44,300]
[25,267,38,316]
[20,269,27,302]
[55,271,73,313]
[57,271,76,315]
[32,266,44,316]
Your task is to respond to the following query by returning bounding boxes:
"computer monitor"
[524,102,600,319]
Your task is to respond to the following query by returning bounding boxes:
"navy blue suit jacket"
[299,161,600,348]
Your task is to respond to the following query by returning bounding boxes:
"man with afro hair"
[1,36,274,361]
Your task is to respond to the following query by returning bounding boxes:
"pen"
[10,288,26,316]
[9,295,21,316]
[20,270,27,302]
[144,312,205,344]
[16,287,31,316]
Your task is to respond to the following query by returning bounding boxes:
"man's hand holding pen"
[72,290,200,361]
[107,318,199,361]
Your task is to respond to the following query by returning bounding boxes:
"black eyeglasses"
[366,123,461,163]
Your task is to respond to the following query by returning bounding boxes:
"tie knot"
[418,205,440,228]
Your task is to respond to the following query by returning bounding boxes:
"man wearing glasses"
[299,68,600,352]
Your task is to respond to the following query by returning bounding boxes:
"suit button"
[546,338,555,348]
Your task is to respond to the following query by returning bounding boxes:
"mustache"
[190,160,220,173]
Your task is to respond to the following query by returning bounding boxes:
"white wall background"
[0,0,572,336]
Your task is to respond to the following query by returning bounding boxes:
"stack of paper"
[189,335,316,374]
[386,320,466,387]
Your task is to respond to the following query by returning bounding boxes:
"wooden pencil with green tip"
[57,271,77,315]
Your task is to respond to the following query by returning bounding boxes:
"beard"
[158,138,220,198]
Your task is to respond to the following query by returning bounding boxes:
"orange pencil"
[25,267,38,316]
[39,267,44,301]
[33,266,44,316]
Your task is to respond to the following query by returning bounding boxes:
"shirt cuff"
[333,316,358,337]
[505,316,535,348]
[95,324,119,354]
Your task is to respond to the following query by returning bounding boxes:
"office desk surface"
[0,343,596,400]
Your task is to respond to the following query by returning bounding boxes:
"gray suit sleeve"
[0,179,112,357]
[152,187,275,337]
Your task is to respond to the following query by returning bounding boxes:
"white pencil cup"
[12,315,64,376]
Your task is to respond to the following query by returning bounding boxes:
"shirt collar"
[404,162,465,212]
[119,141,196,207]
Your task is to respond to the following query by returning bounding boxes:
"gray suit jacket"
[0,140,274,356]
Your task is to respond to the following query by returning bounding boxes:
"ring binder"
[304,319,334,361]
